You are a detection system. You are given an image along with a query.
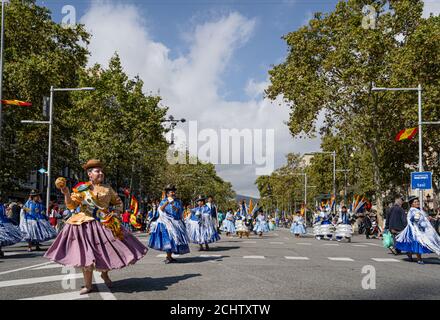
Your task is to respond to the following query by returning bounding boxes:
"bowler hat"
[195,195,206,203]
[82,159,105,171]
[164,184,177,192]
[29,189,41,196]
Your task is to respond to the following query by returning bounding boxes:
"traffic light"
[43,96,50,118]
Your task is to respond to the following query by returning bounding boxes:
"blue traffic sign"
[411,172,432,190]
[38,168,47,174]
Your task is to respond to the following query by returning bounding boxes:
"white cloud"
[81,1,321,198]
[423,0,440,18]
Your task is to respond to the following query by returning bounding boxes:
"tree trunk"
[369,142,385,228]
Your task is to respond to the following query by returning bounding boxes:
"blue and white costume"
[0,203,23,247]
[290,215,306,235]
[313,211,334,240]
[235,213,249,233]
[269,218,276,231]
[20,200,57,243]
[254,214,269,233]
[221,212,236,234]
[335,211,353,241]
[395,207,440,255]
[148,198,190,254]
[186,205,220,244]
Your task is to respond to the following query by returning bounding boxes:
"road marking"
[297,243,312,246]
[20,291,89,300]
[328,257,354,262]
[156,254,180,258]
[371,258,400,263]
[243,241,257,244]
[274,233,279,236]
[352,245,367,247]
[270,242,284,245]
[93,272,117,300]
[0,273,83,288]
[285,256,309,260]
[284,237,290,240]
[243,256,265,259]
[32,264,65,270]
[0,262,54,276]
[323,244,340,246]
[361,243,382,247]
[199,254,222,258]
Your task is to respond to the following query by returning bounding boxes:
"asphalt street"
[0,228,439,300]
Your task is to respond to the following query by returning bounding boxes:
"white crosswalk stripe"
[156,254,180,258]
[371,258,400,262]
[285,256,309,260]
[20,291,89,300]
[270,242,284,245]
[297,243,312,246]
[243,256,265,259]
[0,273,83,288]
[328,257,354,262]
[32,264,65,270]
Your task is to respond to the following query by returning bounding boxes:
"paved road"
[0,228,439,300]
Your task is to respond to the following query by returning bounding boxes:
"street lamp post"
[306,151,337,214]
[372,84,440,210]
[22,86,95,213]
[0,0,9,146]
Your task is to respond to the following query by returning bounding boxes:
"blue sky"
[40,0,338,102]
[35,0,439,198]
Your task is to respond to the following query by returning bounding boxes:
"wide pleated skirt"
[20,215,57,243]
[221,220,236,233]
[148,221,190,254]
[290,223,306,235]
[395,227,433,255]
[0,221,23,246]
[254,221,269,233]
[44,220,147,271]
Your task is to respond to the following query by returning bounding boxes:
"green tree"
[266,0,440,221]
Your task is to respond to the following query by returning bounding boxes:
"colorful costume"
[148,198,190,254]
[313,211,335,240]
[0,203,23,247]
[20,200,57,244]
[269,218,276,231]
[235,214,250,237]
[290,215,306,236]
[335,211,353,241]
[254,213,269,233]
[186,205,220,244]
[221,212,236,234]
[395,207,440,255]
[44,182,147,271]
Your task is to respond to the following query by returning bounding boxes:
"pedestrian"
[20,190,57,252]
[44,159,148,294]
[148,184,190,264]
[395,196,440,264]
[385,196,407,254]
[206,196,219,231]
[122,210,131,231]
[0,196,23,258]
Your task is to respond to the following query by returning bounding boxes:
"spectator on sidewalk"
[385,196,407,255]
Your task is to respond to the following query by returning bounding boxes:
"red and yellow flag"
[395,128,417,142]
[130,195,139,216]
[248,199,253,215]
[1,99,32,107]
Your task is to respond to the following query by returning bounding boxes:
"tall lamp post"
[0,0,9,146]
[162,115,186,145]
[372,84,440,210]
[22,86,95,213]
[306,151,337,214]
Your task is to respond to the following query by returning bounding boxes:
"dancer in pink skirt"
[44,159,148,295]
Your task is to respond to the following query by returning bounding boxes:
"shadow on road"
[110,273,201,293]
[175,256,227,263]
[203,246,240,252]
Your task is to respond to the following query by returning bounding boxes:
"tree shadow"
[401,257,440,265]
[110,273,201,294]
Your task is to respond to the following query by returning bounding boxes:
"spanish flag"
[130,195,139,216]
[395,128,417,142]
[1,99,32,107]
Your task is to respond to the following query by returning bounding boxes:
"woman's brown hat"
[82,159,105,170]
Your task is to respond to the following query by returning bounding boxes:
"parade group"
[1,159,440,295]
